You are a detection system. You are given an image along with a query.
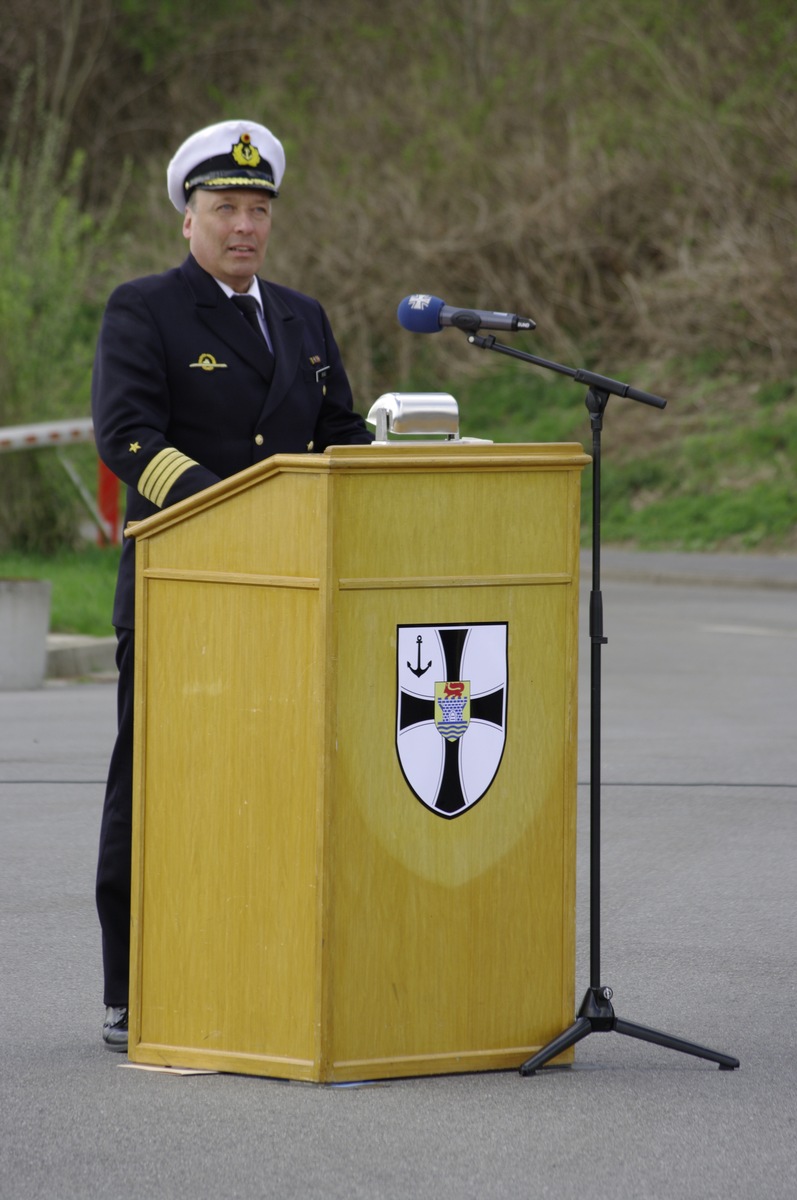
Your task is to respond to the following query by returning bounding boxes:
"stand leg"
[613,1017,740,1070]
[520,988,740,1075]
[519,1018,592,1076]
[520,987,611,1075]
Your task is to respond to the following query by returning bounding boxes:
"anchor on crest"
[407,634,432,678]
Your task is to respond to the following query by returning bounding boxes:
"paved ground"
[2,553,796,1199]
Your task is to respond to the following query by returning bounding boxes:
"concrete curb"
[46,634,117,680]
[591,549,797,591]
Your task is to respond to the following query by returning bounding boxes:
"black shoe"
[102,1005,129,1051]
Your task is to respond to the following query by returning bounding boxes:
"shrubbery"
[0,74,122,550]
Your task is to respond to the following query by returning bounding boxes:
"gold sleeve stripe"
[137,448,199,508]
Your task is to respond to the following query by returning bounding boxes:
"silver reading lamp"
[365,393,491,444]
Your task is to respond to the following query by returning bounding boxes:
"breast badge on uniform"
[308,355,330,383]
[189,353,228,372]
[396,623,508,818]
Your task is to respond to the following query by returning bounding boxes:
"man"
[92,119,372,1051]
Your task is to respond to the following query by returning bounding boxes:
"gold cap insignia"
[232,134,262,169]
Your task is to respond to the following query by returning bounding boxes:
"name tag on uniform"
[315,364,330,383]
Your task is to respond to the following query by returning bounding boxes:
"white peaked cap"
[166,119,286,211]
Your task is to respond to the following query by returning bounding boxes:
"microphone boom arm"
[466,333,667,409]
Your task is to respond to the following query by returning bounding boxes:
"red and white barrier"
[0,418,95,452]
[0,418,120,545]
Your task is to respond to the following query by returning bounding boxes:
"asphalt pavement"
[2,550,796,1200]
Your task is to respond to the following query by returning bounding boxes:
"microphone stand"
[465,332,740,1076]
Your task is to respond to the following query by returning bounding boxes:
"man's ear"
[182,208,192,240]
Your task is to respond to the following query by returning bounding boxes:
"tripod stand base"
[519,988,740,1075]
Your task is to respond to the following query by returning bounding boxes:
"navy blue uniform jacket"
[92,253,371,628]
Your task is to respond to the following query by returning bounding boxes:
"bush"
[0,75,119,551]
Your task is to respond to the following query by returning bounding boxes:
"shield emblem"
[396,623,508,818]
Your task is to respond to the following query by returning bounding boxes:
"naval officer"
[92,118,372,1050]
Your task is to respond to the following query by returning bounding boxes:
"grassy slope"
[451,353,797,551]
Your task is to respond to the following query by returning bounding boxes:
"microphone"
[397,294,536,334]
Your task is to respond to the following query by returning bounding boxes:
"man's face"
[183,188,272,290]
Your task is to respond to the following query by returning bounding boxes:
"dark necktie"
[231,293,266,339]
[231,293,274,381]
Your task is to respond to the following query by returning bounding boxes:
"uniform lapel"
[257,279,305,423]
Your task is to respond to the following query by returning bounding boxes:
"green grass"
[598,479,797,549]
[0,545,120,635]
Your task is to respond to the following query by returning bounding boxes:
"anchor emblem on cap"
[232,133,261,168]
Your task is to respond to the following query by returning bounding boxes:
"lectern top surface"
[127,441,590,541]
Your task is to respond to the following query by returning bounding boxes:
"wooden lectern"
[127,442,589,1081]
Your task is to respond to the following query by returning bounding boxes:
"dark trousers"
[96,627,135,1006]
